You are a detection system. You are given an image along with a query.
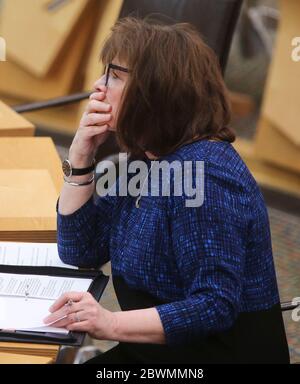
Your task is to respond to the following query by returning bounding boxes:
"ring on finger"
[66,299,73,307]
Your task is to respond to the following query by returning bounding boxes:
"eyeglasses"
[104,63,130,87]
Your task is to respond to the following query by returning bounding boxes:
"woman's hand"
[43,291,117,340]
[69,85,113,167]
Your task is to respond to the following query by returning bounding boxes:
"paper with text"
[0,273,92,333]
[0,242,77,269]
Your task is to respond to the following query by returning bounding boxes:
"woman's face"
[93,58,129,132]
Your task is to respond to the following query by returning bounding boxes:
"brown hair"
[100,16,234,159]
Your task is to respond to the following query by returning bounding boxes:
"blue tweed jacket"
[56,140,281,346]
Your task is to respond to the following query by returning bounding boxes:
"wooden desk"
[0,0,122,134]
[0,101,35,137]
[0,137,63,242]
[0,0,89,77]
[0,351,55,364]
[0,342,59,364]
[254,0,300,173]
[235,1,300,197]
[233,138,300,198]
[0,2,97,101]
[0,136,62,362]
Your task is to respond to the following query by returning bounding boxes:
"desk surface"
[0,101,35,136]
[0,137,63,241]
[0,342,59,364]
[0,351,55,364]
[0,135,63,361]
[0,136,62,191]
[261,0,300,145]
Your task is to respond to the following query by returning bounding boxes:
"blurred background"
[0,0,299,363]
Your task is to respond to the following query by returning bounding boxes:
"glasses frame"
[104,63,130,87]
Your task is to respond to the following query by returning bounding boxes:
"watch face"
[62,159,72,177]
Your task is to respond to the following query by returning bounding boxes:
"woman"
[44,17,290,363]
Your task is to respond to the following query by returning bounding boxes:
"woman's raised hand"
[69,85,112,167]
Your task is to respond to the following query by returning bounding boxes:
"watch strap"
[71,159,96,175]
